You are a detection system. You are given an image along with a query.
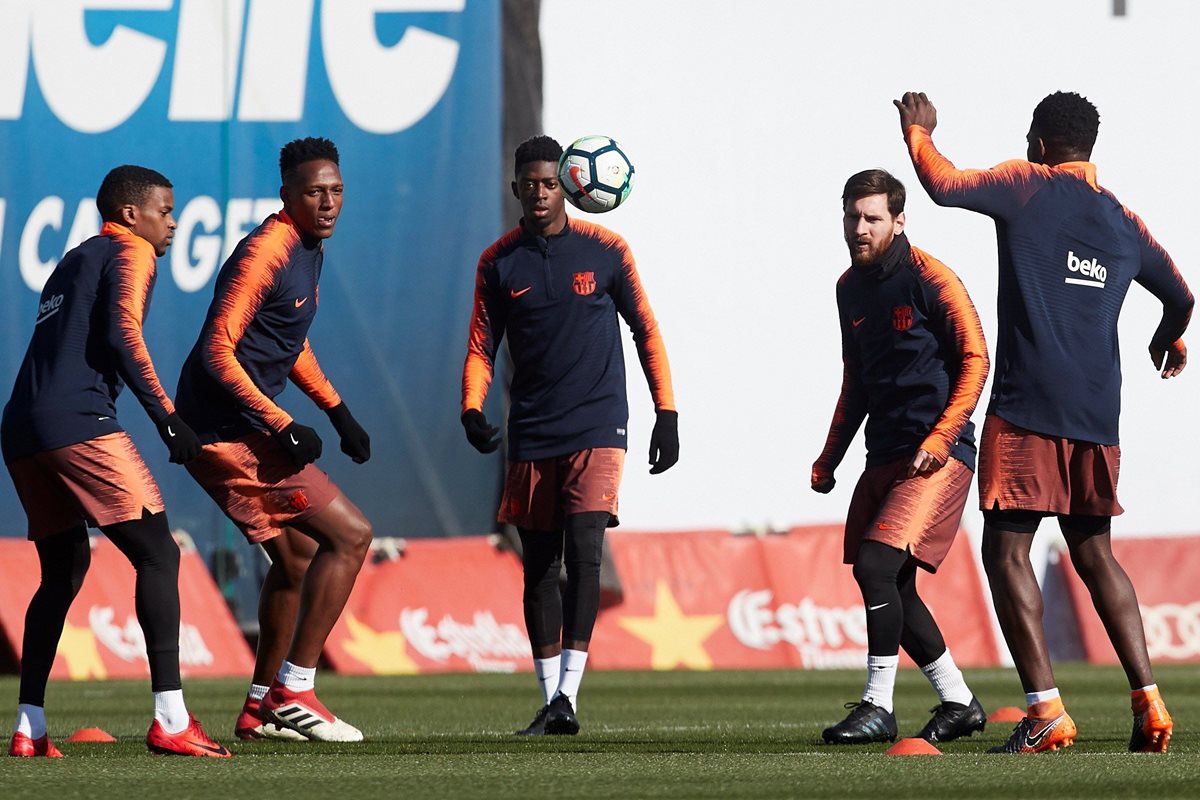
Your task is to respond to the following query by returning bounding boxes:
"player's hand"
[275,422,322,466]
[894,91,938,135]
[649,410,679,474]
[327,403,370,463]
[461,409,501,453]
[907,448,944,478]
[811,465,835,494]
[156,412,201,464]
[1150,338,1187,379]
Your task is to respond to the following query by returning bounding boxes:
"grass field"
[0,663,1195,799]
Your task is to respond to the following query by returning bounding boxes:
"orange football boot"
[1130,687,1172,753]
[146,715,231,757]
[9,732,64,758]
[988,698,1076,754]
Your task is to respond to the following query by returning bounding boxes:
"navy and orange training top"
[814,233,989,479]
[463,217,675,461]
[906,125,1194,445]
[1,222,177,462]
[176,211,340,443]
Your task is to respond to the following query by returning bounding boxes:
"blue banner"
[0,1,504,557]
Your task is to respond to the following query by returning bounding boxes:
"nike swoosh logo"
[290,434,300,445]
[97,416,111,421]
[568,164,589,193]
[295,297,308,307]
[188,739,228,755]
[510,287,532,298]
[852,317,866,327]
[867,603,889,611]
[877,523,898,531]
[1024,717,1062,748]
[167,425,176,437]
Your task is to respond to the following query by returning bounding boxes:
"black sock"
[562,512,608,643]
[102,510,182,692]
[852,540,908,656]
[19,527,91,707]
[897,560,947,667]
[518,527,563,648]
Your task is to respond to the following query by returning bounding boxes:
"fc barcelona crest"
[573,271,596,295]
[892,305,913,332]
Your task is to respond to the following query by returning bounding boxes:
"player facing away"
[812,170,990,746]
[175,138,373,743]
[896,91,1193,754]
[2,166,229,758]
[462,135,678,736]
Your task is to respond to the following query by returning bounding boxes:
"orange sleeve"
[461,254,504,415]
[201,222,296,432]
[905,125,1043,219]
[813,272,867,479]
[103,227,175,423]
[914,249,990,462]
[289,338,342,410]
[609,232,676,412]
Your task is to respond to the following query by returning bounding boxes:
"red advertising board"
[1060,536,1200,664]
[0,538,254,680]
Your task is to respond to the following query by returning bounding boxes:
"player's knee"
[344,515,373,559]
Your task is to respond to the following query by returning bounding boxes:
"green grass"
[1,663,1195,799]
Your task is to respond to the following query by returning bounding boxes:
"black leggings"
[518,511,609,648]
[852,540,946,666]
[19,510,182,706]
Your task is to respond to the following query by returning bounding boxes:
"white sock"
[15,704,45,739]
[153,689,190,734]
[920,649,974,706]
[863,654,899,712]
[1025,687,1060,707]
[248,683,269,702]
[1138,683,1158,693]
[277,661,316,693]
[534,656,560,705]
[555,649,589,710]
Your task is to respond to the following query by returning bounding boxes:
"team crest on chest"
[572,271,596,296]
[892,305,913,332]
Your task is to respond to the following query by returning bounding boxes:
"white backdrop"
[542,0,1199,540]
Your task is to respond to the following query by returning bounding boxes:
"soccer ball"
[558,136,635,213]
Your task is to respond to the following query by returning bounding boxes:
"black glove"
[156,412,201,464]
[648,409,679,474]
[327,403,370,463]
[275,422,322,467]
[461,409,501,453]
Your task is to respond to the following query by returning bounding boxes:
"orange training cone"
[67,727,117,743]
[886,737,942,756]
[988,706,1026,724]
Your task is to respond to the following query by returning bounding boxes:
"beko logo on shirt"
[34,293,64,324]
[1065,250,1107,289]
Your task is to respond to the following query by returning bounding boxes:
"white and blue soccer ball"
[558,136,635,213]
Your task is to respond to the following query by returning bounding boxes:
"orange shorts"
[6,432,163,541]
[499,448,624,531]
[185,431,339,544]
[844,456,973,572]
[978,415,1122,516]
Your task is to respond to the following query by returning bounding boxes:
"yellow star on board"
[340,613,419,675]
[57,619,107,680]
[617,580,724,671]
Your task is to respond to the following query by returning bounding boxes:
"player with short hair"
[896,90,1193,754]
[4,165,228,758]
[813,169,990,746]
[176,137,373,743]
[462,134,678,736]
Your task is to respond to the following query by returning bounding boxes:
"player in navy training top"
[814,169,989,746]
[2,166,228,758]
[175,138,372,744]
[462,135,678,736]
[897,90,1192,754]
